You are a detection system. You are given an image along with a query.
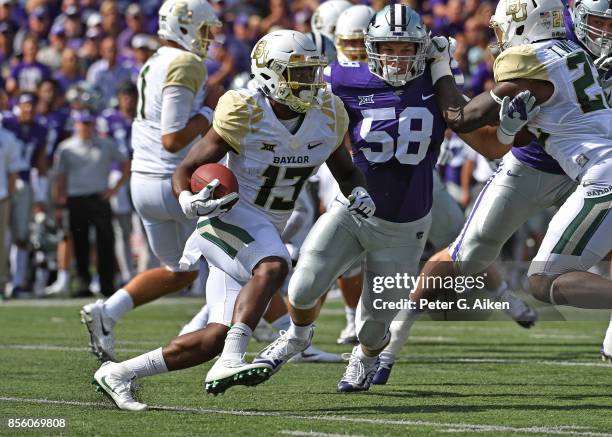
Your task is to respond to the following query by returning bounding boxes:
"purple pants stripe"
[450,166,502,261]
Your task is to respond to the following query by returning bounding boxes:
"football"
[190,163,239,198]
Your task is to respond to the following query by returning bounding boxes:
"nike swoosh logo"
[307,142,323,150]
[100,375,118,395]
[101,318,110,336]
[422,93,434,100]
[506,170,521,178]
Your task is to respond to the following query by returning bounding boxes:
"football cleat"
[497,289,539,329]
[93,362,147,411]
[337,346,379,393]
[253,329,313,373]
[81,300,116,362]
[371,362,394,385]
[337,322,359,345]
[253,319,280,343]
[204,355,272,395]
[601,345,612,363]
[288,344,343,363]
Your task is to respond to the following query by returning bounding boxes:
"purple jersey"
[98,109,133,159]
[36,107,70,161]
[326,61,446,223]
[9,61,51,93]
[510,7,577,175]
[2,115,48,181]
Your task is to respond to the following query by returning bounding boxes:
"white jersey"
[494,40,612,181]
[131,46,207,175]
[212,88,349,231]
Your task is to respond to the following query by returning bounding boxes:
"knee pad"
[356,320,390,350]
[288,267,321,309]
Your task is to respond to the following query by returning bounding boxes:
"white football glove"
[496,91,541,145]
[436,139,453,166]
[594,54,612,71]
[427,36,456,84]
[347,186,375,221]
[178,179,239,219]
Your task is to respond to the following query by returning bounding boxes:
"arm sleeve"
[212,90,251,153]
[160,85,196,135]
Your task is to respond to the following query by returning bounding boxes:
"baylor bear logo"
[506,0,528,22]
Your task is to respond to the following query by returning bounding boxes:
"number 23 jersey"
[213,88,348,232]
[494,40,612,182]
[325,61,446,223]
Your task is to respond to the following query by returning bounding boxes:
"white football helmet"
[158,0,221,58]
[311,0,352,40]
[335,5,375,62]
[251,30,327,113]
[573,0,612,58]
[490,0,566,54]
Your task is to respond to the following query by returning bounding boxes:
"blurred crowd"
[0,0,559,299]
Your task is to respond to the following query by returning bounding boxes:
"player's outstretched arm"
[326,145,376,220]
[455,91,541,159]
[325,144,367,198]
[172,127,233,198]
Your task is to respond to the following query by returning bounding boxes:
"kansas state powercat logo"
[358,94,375,105]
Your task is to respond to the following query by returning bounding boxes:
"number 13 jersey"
[494,40,612,182]
[325,61,446,223]
[213,88,348,232]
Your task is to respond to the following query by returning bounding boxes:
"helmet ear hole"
[260,73,271,80]
[180,27,188,35]
[516,25,524,36]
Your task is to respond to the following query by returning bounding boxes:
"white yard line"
[0,396,610,437]
[2,343,610,368]
[280,430,364,437]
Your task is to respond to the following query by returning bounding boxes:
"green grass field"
[1,297,611,436]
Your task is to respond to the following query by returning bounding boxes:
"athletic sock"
[179,305,210,335]
[356,345,379,365]
[220,322,252,362]
[603,315,612,355]
[383,308,422,359]
[287,321,313,340]
[104,288,134,323]
[488,281,509,300]
[56,269,70,287]
[345,306,356,325]
[122,347,168,378]
[11,247,28,288]
[270,313,291,331]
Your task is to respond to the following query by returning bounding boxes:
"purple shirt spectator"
[9,61,51,93]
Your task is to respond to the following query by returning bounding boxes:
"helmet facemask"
[489,18,509,57]
[575,7,612,58]
[366,38,428,86]
[272,56,327,113]
[192,22,217,58]
[336,32,368,62]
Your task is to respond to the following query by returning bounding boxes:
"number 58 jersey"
[494,40,612,181]
[325,61,446,223]
[212,88,348,231]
